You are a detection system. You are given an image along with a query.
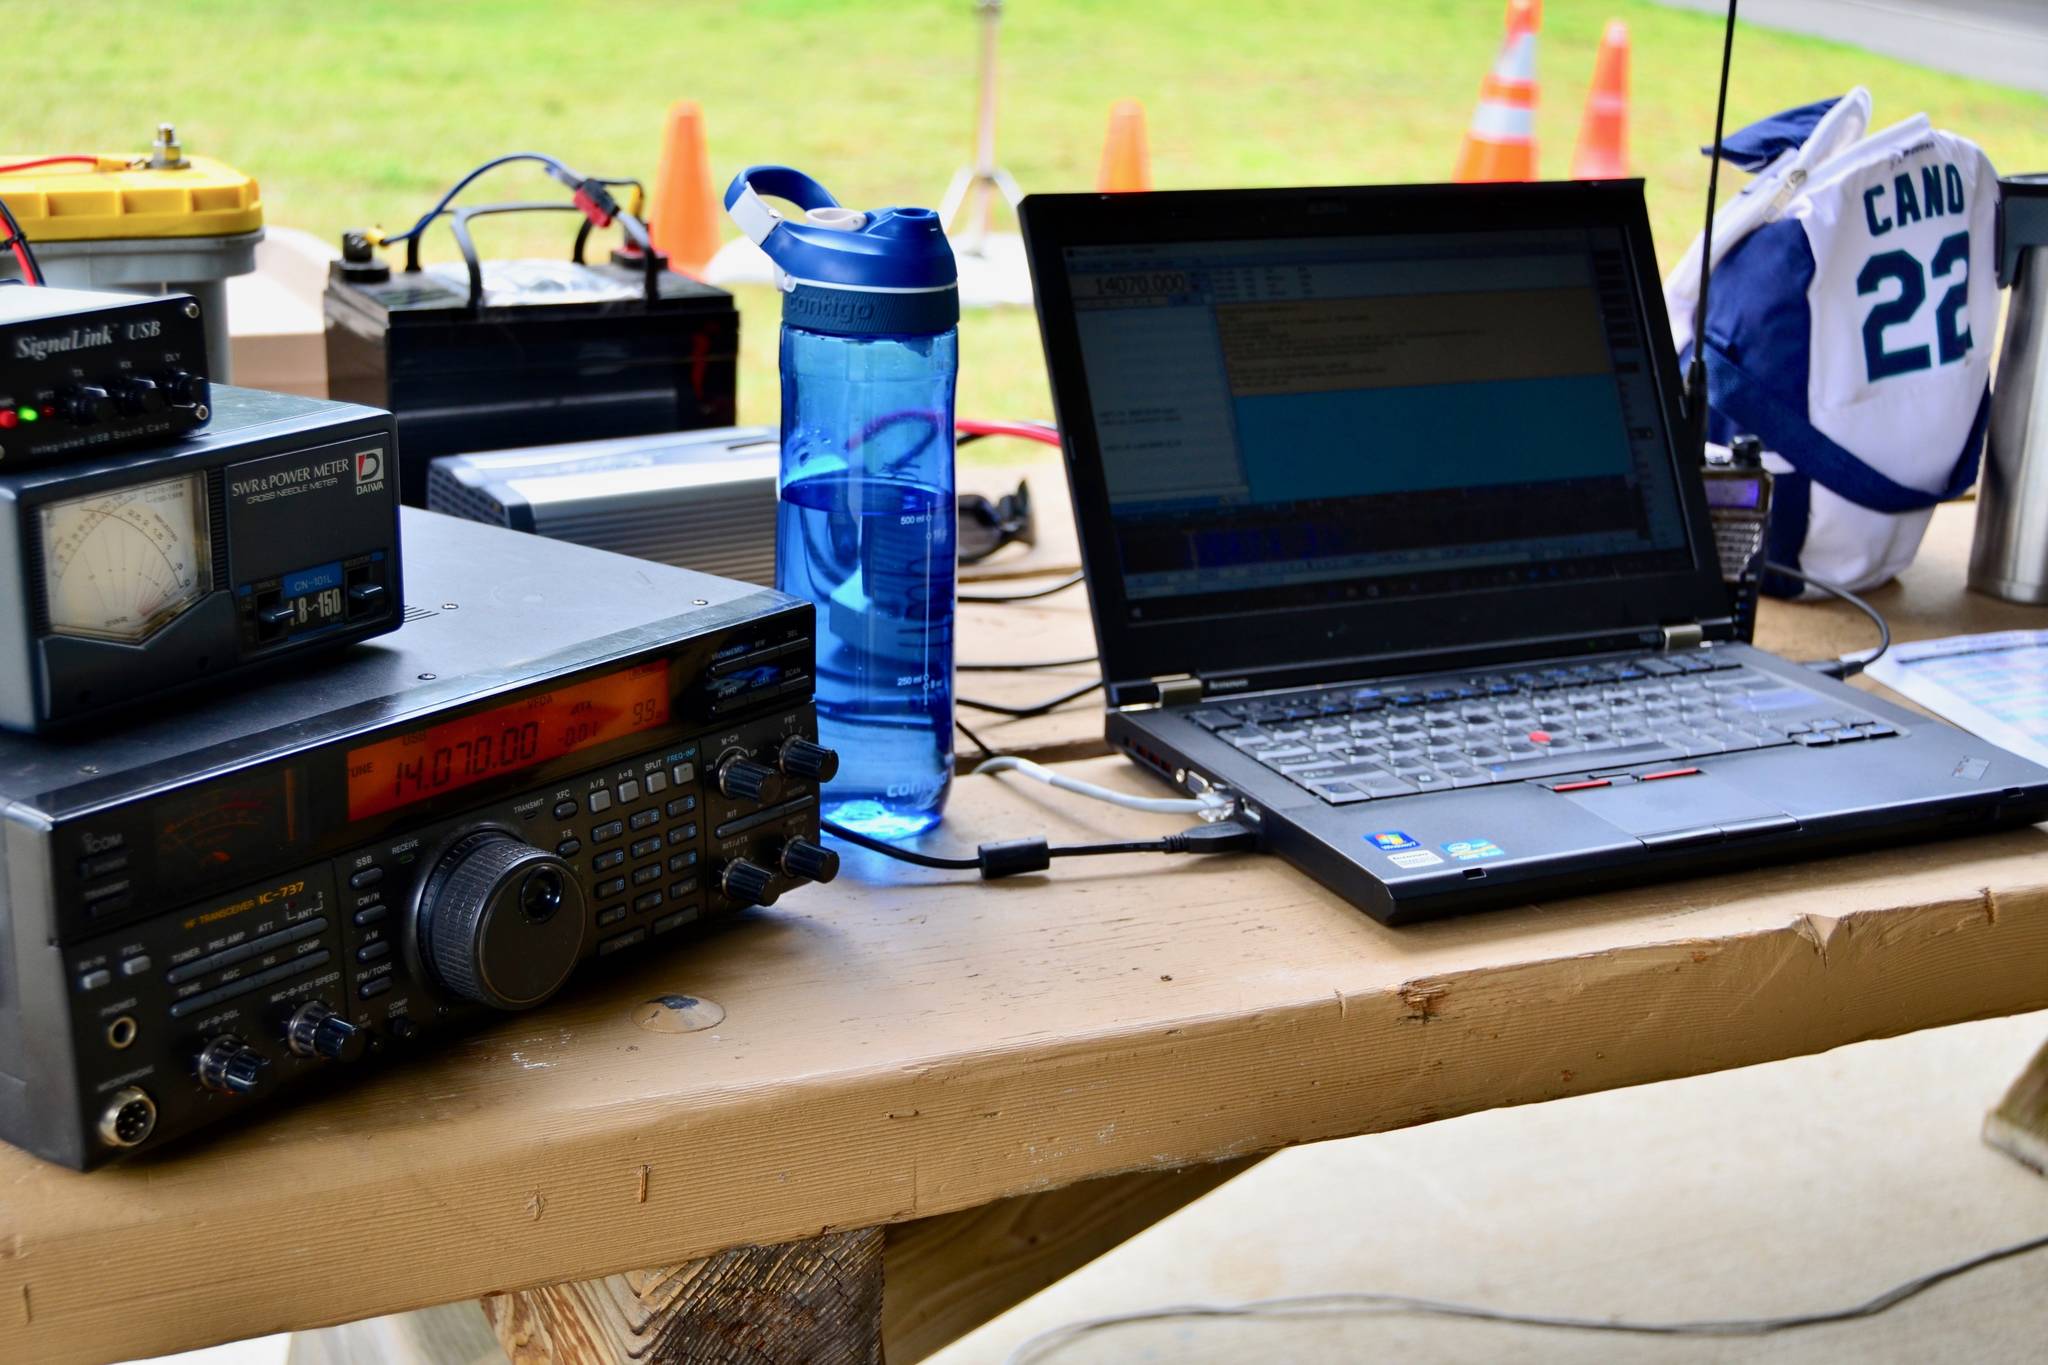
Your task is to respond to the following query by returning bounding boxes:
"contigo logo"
[14,324,114,361]
[789,292,876,327]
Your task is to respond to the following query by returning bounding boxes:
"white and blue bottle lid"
[723,166,958,337]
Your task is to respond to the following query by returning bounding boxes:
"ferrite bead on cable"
[977,837,1052,880]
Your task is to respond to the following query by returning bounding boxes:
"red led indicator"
[0,409,16,429]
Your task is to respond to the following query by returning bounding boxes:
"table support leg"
[1984,1035,2048,1176]
[482,1227,885,1364]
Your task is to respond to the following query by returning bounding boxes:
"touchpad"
[1558,772,1790,837]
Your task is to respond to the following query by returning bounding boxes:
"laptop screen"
[1060,225,1695,624]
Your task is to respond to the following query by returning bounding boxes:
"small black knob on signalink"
[197,1036,272,1097]
[776,737,840,783]
[61,385,114,426]
[778,838,840,885]
[162,370,209,410]
[717,754,783,804]
[111,376,167,415]
[720,859,780,908]
[287,1001,366,1063]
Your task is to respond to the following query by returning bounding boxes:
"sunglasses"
[958,479,1038,564]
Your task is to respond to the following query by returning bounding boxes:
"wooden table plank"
[6,751,2048,1364]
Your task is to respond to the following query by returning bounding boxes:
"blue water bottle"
[726,166,960,839]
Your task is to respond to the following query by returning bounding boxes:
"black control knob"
[720,858,780,907]
[60,385,114,426]
[717,753,784,805]
[196,1035,272,1097]
[162,370,209,410]
[417,831,587,1010]
[287,1001,366,1062]
[776,736,841,783]
[779,838,840,885]
[111,375,167,415]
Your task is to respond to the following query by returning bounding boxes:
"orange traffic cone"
[1454,0,1539,182]
[1571,21,1630,179]
[1508,0,1542,32]
[650,100,721,276]
[1097,99,1151,193]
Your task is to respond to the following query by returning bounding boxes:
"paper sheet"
[1864,630,2048,767]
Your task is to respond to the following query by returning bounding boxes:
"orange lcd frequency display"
[347,661,671,821]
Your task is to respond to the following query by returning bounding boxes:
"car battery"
[0,125,264,381]
[324,229,739,507]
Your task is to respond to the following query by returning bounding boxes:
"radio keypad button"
[598,929,647,956]
[668,822,699,846]
[359,977,393,1000]
[670,762,696,786]
[654,907,698,934]
[552,799,578,820]
[348,867,385,890]
[587,791,613,815]
[668,878,699,900]
[634,890,663,912]
[555,838,582,858]
[596,905,627,928]
[645,771,669,795]
[353,904,389,927]
[120,955,151,976]
[79,850,130,880]
[596,876,627,898]
[629,836,661,859]
[617,779,641,804]
[592,820,624,843]
[356,941,392,964]
[593,849,625,871]
[632,865,661,887]
[78,968,112,991]
[628,809,659,832]
[669,851,699,872]
[666,795,697,818]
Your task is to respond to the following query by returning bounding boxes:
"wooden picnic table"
[4,477,2047,1365]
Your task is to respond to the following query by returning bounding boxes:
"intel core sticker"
[1366,830,1419,851]
[1388,848,1444,869]
[1443,837,1505,862]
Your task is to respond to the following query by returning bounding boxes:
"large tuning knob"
[719,858,780,908]
[197,1035,272,1097]
[416,832,587,1010]
[287,1001,366,1062]
[716,752,783,804]
[776,736,840,783]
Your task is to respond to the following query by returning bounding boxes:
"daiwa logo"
[14,324,114,361]
[355,448,386,493]
[789,292,876,327]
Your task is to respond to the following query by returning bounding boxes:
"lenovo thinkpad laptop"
[1019,180,2048,924]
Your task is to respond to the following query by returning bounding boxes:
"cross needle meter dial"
[38,474,212,642]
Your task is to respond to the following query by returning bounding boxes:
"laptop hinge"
[1660,622,1705,651]
[1148,674,1205,709]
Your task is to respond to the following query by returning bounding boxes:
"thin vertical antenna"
[1687,0,1740,459]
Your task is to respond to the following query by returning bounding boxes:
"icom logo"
[354,449,386,495]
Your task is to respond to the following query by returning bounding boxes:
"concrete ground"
[935,1009,2048,1364]
[1656,0,2048,95]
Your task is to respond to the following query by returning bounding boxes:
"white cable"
[973,755,1231,817]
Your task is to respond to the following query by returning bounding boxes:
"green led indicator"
[18,406,36,422]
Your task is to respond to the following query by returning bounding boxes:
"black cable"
[823,817,1256,881]
[1006,1229,2048,1364]
[954,716,1000,762]
[958,653,1099,672]
[959,571,1084,604]
[0,194,45,284]
[379,152,576,245]
[1763,560,1891,679]
[956,679,1102,718]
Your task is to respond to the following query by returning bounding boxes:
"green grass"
[5,0,2045,435]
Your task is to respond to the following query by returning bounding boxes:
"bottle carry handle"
[725,165,842,256]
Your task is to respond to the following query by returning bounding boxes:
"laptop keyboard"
[1184,653,1900,805]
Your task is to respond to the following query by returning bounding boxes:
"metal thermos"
[1969,174,2048,602]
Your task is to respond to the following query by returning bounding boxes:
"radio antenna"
[1687,0,1740,460]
